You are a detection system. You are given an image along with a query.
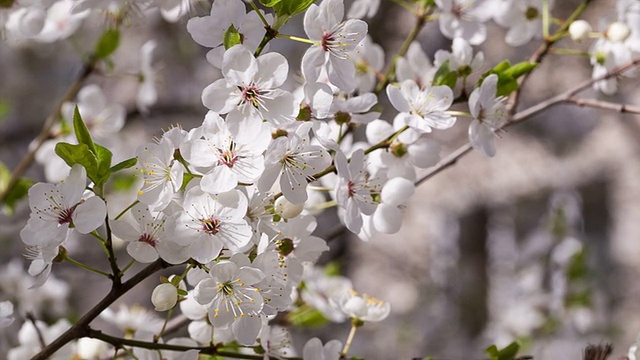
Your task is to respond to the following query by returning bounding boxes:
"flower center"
[241,85,261,108]
[347,180,356,197]
[390,142,408,158]
[138,233,157,247]
[58,207,74,225]
[321,30,334,52]
[201,218,221,235]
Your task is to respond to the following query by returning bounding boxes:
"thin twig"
[0,62,95,205]
[31,259,172,360]
[564,97,640,114]
[26,312,47,349]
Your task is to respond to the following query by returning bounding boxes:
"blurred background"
[1,0,640,358]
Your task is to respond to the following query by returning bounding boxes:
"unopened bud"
[151,283,178,311]
[606,21,631,42]
[274,196,304,219]
[569,20,592,41]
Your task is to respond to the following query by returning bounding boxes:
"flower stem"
[341,322,358,357]
[248,1,270,28]
[64,255,111,278]
[115,200,139,220]
[119,259,136,276]
[276,33,316,45]
[542,0,551,39]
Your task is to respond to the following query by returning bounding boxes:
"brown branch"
[0,61,95,205]
[31,259,172,360]
[564,97,640,115]
[507,0,592,116]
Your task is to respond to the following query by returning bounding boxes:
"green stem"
[276,33,316,45]
[375,2,432,93]
[119,259,136,276]
[248,0,270,28]
[341,323,358,357]
[549,48,591,57]
[542,0,551,39]
[115,200,139,220]
[64,256,111,278]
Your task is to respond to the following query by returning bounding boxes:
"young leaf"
[73,105,96,154]
[3,177,33,215]
[223,25,243,50]
[274,0,315,17]
[55,142,98,180]
[259,0,283,6]
[94,28,120,59]
[432,60,458,89]
[110,157,137,173]
[503,61,538,79]
[94,144,113,187]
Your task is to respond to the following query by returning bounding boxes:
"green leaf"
[0,99,10,120]
[223,24,243,50]
[485,342,521,360]
[0,0,14,8]
[177,289,188,297]
[432,60,458,89]
[492,60,511,73]
[286,306,329,327]
[273,0,315,17]
[55,142,98,180]
[0,162,33,215]
[94,144,113,187]
[503,61,537,79]
[94,28,120,59]
[259,0,283,6]
[110,157,137,174]
[73,106,96,154]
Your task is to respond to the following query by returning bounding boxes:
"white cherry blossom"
[167,188,252,263]
[193,254,266,345]
[302,338,342,360]
[302,0,368,92]
[468,74,507,157]
[201,45,297,144]
[436,0,492,45]
[259,123,331,204]
[386,79,456,133]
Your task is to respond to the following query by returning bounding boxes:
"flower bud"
[274,196,304,219]
[606,21,631,42]
[76,337,109,359]
[151,283,178,311]
[569,20,592,41]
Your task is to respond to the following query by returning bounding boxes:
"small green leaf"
[0,0,14,8]
[286,306,329,327]
[0,99,10,120]
[223,24,243,50]
[274,0,315,17]
[492,60,511,73]
[73,106,96,154]
[110,157,137,173]
[0,162,32,214]
[432,60,458,89]
[94,28,120,59]
[94,144,113,186]
[177,289,188,297]
[503,61,537,79]
[485,342,521,360]
[259,0,282,6]
[55,142,98,180]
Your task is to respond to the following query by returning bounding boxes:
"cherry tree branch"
[417,57,640,186]
[0,61,95,205]
[31,259,173,360]
[507,0,592,116]
[564,97,640,114]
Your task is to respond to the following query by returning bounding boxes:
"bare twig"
[565,97,640,114]
[0,62,95,205]
[25,312,46,349]
[31,259,172,360]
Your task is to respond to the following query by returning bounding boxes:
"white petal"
[74,196,106,233]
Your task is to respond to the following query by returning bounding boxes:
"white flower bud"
[569,20,592,41]
[76,337,109,359]
[18,7,46,36]
[151,283,178,312]
[606,21,631,42]
[274,196,304,219]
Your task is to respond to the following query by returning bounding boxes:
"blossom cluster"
[2,0,640,359]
